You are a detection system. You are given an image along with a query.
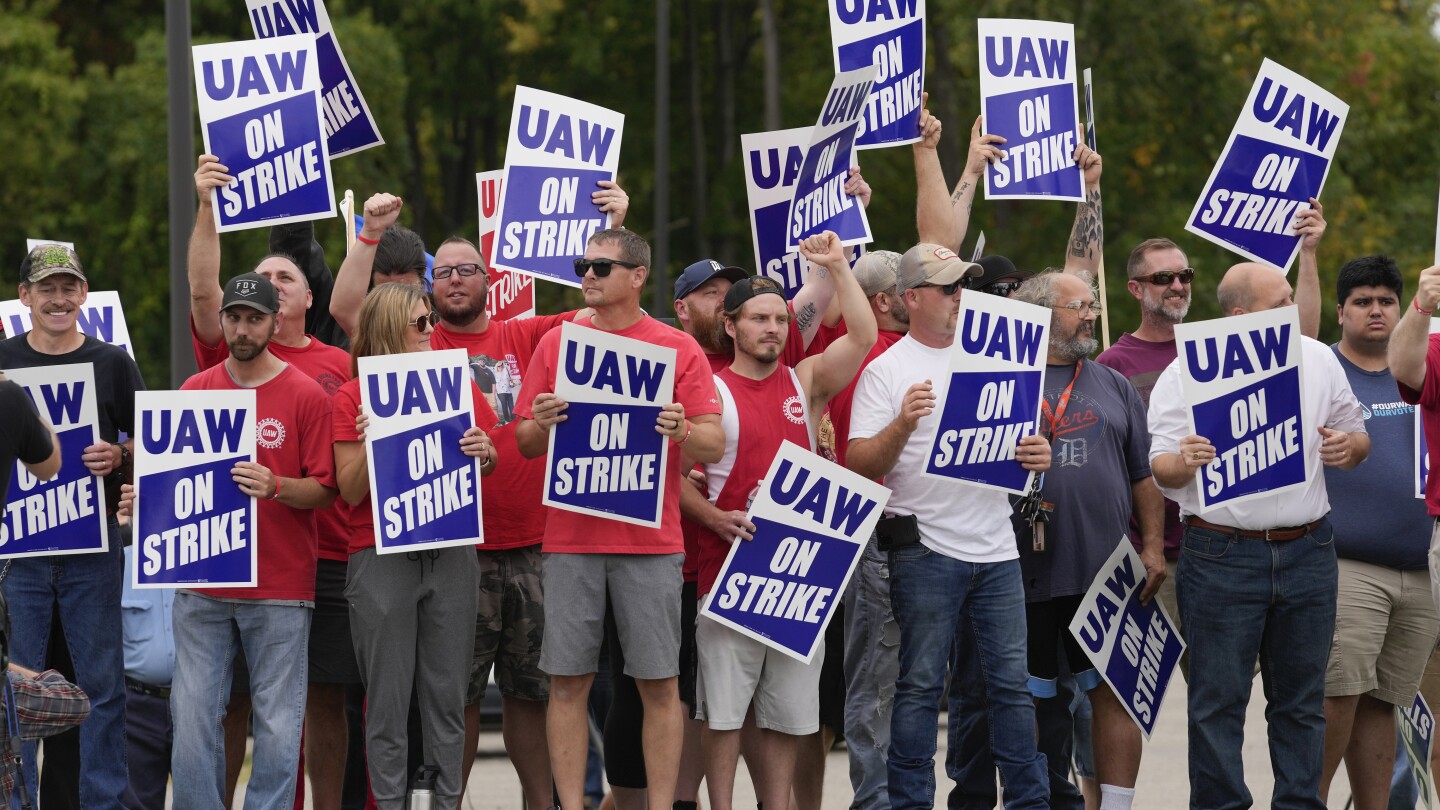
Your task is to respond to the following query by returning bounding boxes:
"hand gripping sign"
[1069,539,1185,739]
[0,364,107,558]
[544,322,677,528]
[1186,59,1348,273]
[788,67,877,251]
[1175,307,1306,511]
[477,169,536,320]
[977,19,1083,202]
[829,0,925,149]
[0,291,134,357]
[134,390,258,588]
[245,0,383,158]
[702,441,890,663]
[193,35,336,233]
[493,88,625,288]
[924,292,1049,494]
[359,349,486,553]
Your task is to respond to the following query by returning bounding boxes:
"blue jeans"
[887,547,1047,810]
[1178,519,1336,810]
[843,535,899,810]
[2,528,127,809]
[170,592,310,810]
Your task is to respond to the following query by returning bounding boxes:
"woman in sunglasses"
[331,283,499,808]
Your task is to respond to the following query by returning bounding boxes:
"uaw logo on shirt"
[783,394,806,425]
[257,417,287,449]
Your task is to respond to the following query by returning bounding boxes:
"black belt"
[1183,515,1324,542]
[125,678,170,699]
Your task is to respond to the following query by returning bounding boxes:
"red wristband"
[1415,297,1435,317]
[268,477,282,500]
[355,232,380,246]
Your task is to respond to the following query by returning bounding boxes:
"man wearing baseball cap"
[0,243,145,808]
[847,242,1052,810]
[970,255,1034,299]
[169,272,339,810]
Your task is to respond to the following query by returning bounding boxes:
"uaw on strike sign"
[1176,307,1305,510]
[0,365,108,558]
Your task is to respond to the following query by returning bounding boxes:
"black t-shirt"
[0,334,146,507]
[0,379,55,508]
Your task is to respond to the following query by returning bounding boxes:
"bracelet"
[268,477,282,500]
[675,420,693,446]
[355,232,380,246]
[1416,297,1435,317]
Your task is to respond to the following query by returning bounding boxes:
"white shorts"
[694,614,823,734]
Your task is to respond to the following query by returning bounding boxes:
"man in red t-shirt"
[424,234,583,808]
[516,228,724,810]
[190,154,358,808]
[681,231,875,810]
[169,273,338,809]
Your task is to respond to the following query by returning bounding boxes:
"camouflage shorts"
[467,545,548,704]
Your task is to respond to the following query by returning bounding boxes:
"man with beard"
[1011,271,1165,810]
[189,154,359,809]
[424,235,591,809]
[170,272,338,809]
[0,244,144,809]
[1150,262,1367,810]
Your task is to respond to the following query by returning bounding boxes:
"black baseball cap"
[972,255,1034,289]
[723,275,786,312]
[674,259,748,301]
[220,272,279,314]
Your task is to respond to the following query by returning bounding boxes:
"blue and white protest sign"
[493,87,625,288]
[829,0,924,149]
[0,291,134,357]
[924,292,1048,494]
[977,19,1083,202]
[0,364,107,558]
[1399,693,1436,810]
[702,440,890,663]
[1186,59,1348,273]
[359,349,485,554]
[193,35,336,233]
[133,391,257,588]
[1083,67,1096,151]
[788,67,877,251]
[246,0,383,158]
[545,322,676,527]
[1418,414,1429,500]
[1069,539,1185,738]
[1176,307,1306,510]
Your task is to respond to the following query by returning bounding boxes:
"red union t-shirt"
[333,375,499,554]
[430,313,576,550]
[516,315,721,555]
[182,362,338,601]
[192,318,354,561]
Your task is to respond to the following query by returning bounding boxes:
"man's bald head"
[1217,262,1293,316]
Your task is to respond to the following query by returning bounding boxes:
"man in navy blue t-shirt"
[1320,255,1439,809]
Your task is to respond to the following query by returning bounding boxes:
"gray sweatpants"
[347,546,479,808]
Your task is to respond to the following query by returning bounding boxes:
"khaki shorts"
[467,545,548,704]
[694,614,822,735]
[1325,558,1440,705]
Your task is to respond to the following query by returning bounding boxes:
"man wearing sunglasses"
[516,228,724,810]
[971,255,1034,299]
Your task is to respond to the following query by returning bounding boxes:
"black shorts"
[309,558,361,684]
[818,601,845,734]
[680,580,699,710]
[1025,595,1095,687]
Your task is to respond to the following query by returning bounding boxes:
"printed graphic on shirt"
[464,353,523,425]
[1047,388,1110,470]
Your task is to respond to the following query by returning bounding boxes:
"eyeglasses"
[982,280,1024,297]
[1051,300,1102,316]
[917,279,966,295]
[574,258,642,278]
[432,263,486,281]
[410,310,440,331]
[1136,269,1195,286]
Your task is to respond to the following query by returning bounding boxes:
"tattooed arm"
[1064,143,1104,277]
[948,116,1006,254]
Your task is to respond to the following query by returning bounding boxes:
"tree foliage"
[2,0,1439,386]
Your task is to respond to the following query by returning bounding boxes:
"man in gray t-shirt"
[1012,271,1166,810]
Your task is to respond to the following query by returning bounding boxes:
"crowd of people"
[2,95,1440,810]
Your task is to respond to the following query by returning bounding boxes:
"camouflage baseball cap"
[21,244,87,285]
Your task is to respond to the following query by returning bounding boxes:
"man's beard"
[228,336,269,361]
[691,308,729,354]
[1143,291,1190,323]
[435,292,484,327]
[1052,323,1097,362]
[736,330,782,363]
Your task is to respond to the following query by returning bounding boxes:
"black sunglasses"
[982,280,1024,297]
[574,258,642,278]
[433,263,486,281]
[917,279,966,295]
[410,310,440,331]
[1137,268,1195,286]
